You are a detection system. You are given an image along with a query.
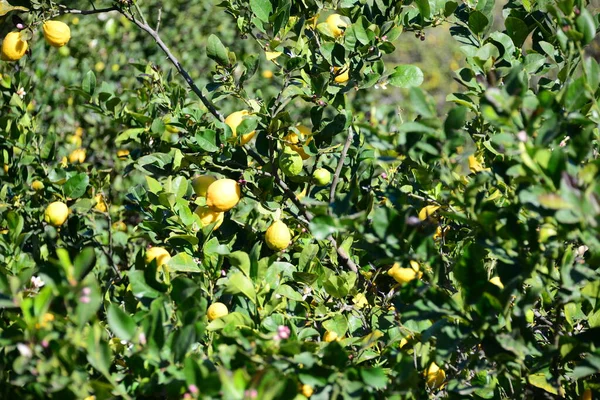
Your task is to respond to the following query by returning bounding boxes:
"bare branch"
[56,5,118,16]
[329,126,354,209]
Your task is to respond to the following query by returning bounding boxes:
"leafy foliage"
[1,0,600,399]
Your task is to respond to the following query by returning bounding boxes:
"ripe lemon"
[195,206,224,230]
[388,261,422,284]
[207,302,228,320]
[265,220,291,251]
[145,247,170,268]
[94,194,108,212]
[43,21,71,48]
[425,362,446,390]
[69,149,86,164]
[225,110,256,145]
[326,14,348,37]
[313,168,331,185]
[581,388,592,400]
[31,180,45,191]
[279,147,303,177]
[284,125,312,160]
[44,201,69,227]
[333,66,350,83]
[418,205,439,221]
[301,384,314,398]
[1,31,28,62]
[206,179,241,212]
[192,175,217,197]
[262,70,274,79]
[323,331,339,342]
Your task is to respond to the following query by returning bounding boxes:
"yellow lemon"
[145,247,170,268]
[117,149,130,159]
[68,148,86,164]
[489,276,504,289]
[333,66,350,83]
[425,362,446,390]
[195,206,224,230]
[1,31,28,62]
[265,220,291,251]
[418,205,439,221]
[206,179,241,212]
[326,14,348,37]
[3,164,8,174]
[301,384,314,398]
[399,336,412,348]
[74,127,84,137]
[284,125,312,160]
[192,175,217,197]
[43,21,71,47]
[32,180,45,191]
[225,110,256,145]
[94,194,108,212]
[207,302,228,320]
[262,70,274,79]
[44,201,69,227]
[388,261,422,284]
[67,135,82,147]
[323,331,339,342]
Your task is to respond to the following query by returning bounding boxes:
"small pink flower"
[80,296,91,304]
[138,332,147,345]
[41,340,49,348]
[276,325,290,340]
[82,287,91,296]
[188,384,199,394]
[244,389,258,399]
[381,173,388,179]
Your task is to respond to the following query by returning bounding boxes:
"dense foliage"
[1,0,600,399]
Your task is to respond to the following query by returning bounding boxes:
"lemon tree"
[1,0,600,399]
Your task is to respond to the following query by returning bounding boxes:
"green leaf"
[194,129,219,152]
[505,17,529,47]
[414,0,431,20]
[309,215,338,240]
[250,0,272,22]
[360,367,388,389]
[225,271,256,303]
[468,11,489,35]
[82,71,96,96]
[64,173,89,199]
[207,34,230,66]
[0,0,28,16]
[388,65,424,88]
[167,253,201,273]
[323,314,348,336]
[107,303,136,341]
[228,251,251,276]
[576,9,597,45]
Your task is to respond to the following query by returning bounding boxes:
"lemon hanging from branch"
[43,21,71,48]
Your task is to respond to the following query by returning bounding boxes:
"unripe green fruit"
[279,147,303,177]
[313,168,331,185]
[525,309,534,324]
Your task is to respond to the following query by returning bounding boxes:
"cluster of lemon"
[1,20,70,61]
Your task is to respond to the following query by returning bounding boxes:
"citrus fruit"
[1,31,28,62]
[301,384,314,398]
[313,168,331,185]
[94,194,108,212]
[425,362,446,390]
[284,125,312,160]
[279,147,303,177]
[43,21,71,48]
[194,206,224,230]
[225,110,256,145]
[68,149,86,164]
[333,66,350,83]
[31,180,45,191]
[192,175,217,197]
[323,331,339,342]
[265,220,291,251]
[207,302,228,320]
[206,179,241,212]
[388,261,422,284]
[44,201,69,227]
[117,149,130,159]
[145,247,171,268]
[112,221,127,232]
[581,389,592,400]
[326,14,348,37]
[262,70,274,79]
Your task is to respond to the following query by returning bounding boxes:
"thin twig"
[329,126,354,210]
[56,5,118,15]
[121,10,224,121]
[156,8,162,33]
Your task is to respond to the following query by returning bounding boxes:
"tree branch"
[56,5,118,16]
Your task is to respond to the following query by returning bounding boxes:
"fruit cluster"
[1,20,71,61]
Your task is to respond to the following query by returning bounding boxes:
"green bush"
[1,0,599,399]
